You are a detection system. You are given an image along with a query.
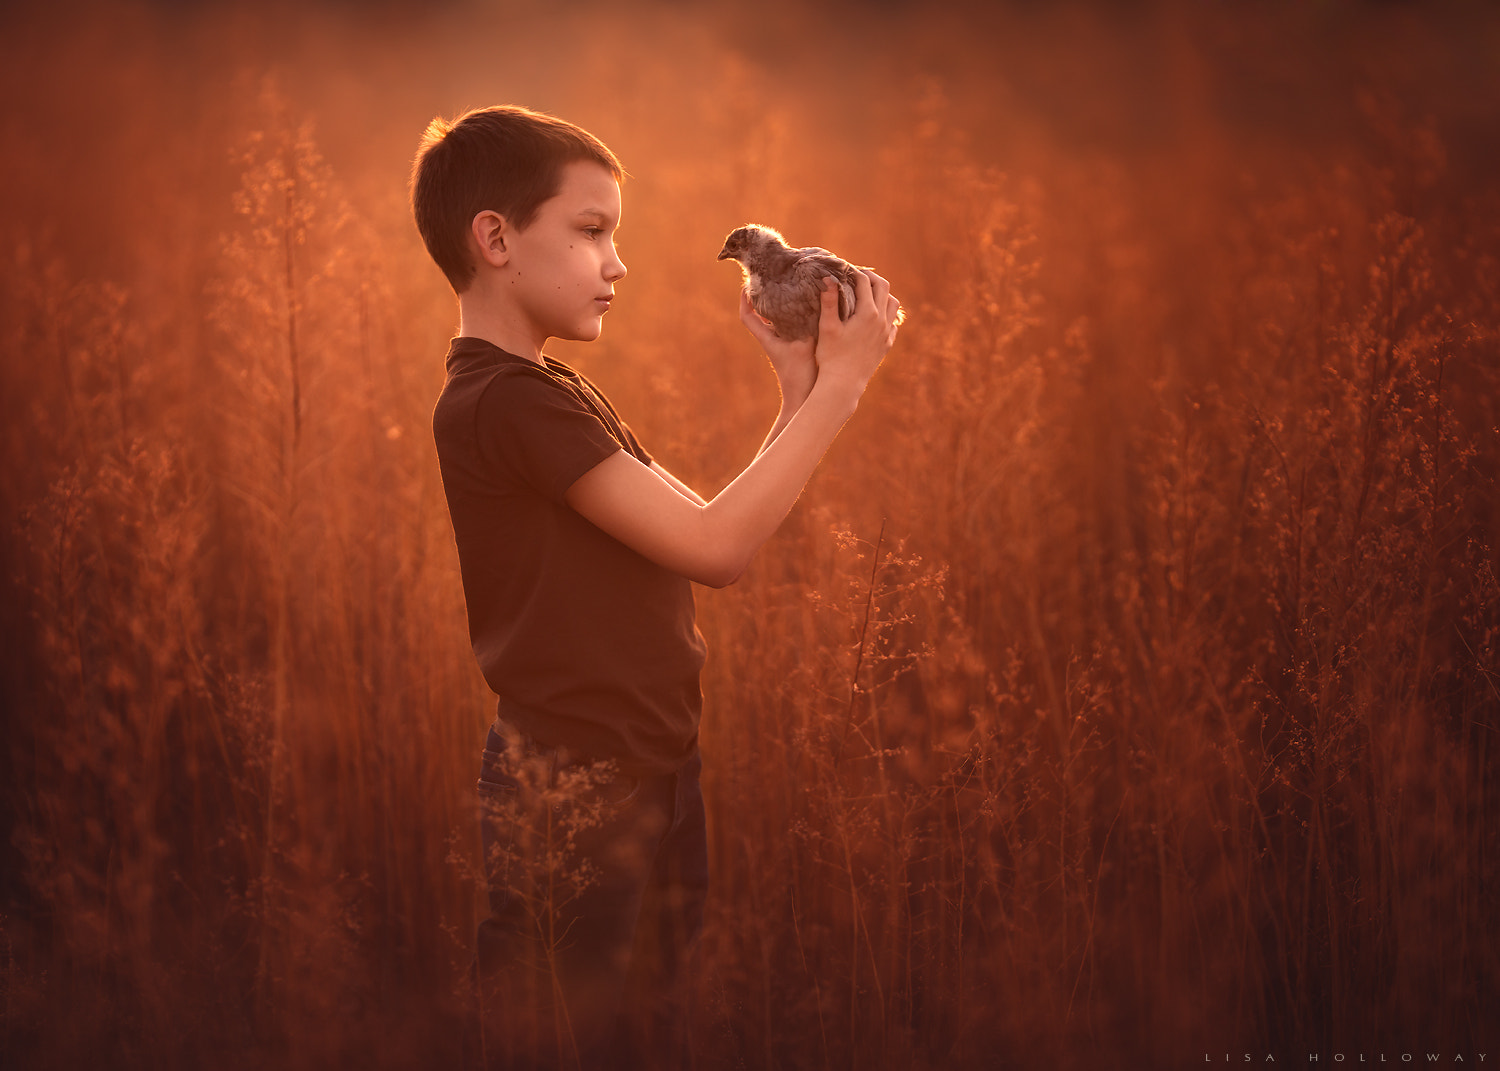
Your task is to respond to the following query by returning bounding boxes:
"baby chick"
[717,224,900,341]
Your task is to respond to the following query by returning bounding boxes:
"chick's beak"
[716,242,735,261]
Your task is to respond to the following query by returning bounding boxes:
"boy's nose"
[604,244,627,282]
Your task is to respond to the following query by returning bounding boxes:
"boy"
[410,105,900,1070]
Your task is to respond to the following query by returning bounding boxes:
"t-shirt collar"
[445,337,578,380]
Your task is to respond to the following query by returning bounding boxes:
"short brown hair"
[410,105,624,293]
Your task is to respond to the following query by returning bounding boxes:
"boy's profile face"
[496,159,626,347]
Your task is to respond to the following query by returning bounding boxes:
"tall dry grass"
[2,2,1497,1068]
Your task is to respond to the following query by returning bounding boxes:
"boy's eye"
[583,226,602,239]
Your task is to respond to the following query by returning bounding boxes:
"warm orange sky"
[3,0,1497,285]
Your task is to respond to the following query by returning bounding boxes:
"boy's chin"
[567,319,605,343]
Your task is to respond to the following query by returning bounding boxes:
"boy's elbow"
[689,545,750,589]
[695,559,746,589]
[682,515,752,588]
[702,565,744,589]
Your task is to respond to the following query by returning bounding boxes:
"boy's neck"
[457,289,546,364]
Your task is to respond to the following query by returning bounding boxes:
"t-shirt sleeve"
[616,419,652,466]
[475,371,624,503]
[577,373,653,466]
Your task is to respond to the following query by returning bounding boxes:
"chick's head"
[716,223,788,265]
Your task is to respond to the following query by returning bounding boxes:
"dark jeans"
[474,719,707,1071]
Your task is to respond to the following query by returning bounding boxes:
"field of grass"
[2,1,1497,1067]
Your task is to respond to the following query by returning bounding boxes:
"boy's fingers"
[742,287,804,351]
[886,291,903,324]
[817,275,841,326]
[740,288,771,336]
[851,269,876,307]
[738,289,774,343]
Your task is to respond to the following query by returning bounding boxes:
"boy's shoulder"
[441,337,605,389]
[433,338,646,497]
[436,340,578,420]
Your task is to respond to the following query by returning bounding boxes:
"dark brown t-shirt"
[432,337,706,776]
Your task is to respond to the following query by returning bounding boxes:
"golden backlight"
[1,1,1497,1067]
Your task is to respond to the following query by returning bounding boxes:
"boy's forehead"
[551,160,621,217]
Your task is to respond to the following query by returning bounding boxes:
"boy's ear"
[470,210,511,270]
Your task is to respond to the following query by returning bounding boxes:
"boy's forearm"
[755,367,817,457]
[568,373,865,589]
[703,372,864,581]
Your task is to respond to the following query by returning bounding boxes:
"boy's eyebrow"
[575,208,617,223]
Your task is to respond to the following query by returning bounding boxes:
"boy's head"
[410,105,623,294]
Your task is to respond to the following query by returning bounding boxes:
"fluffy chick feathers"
[718,224,901,342]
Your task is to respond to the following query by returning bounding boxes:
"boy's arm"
[650,461,708,506]
[567,272,900,588]
[648,291,818,505]
[741,289,819,458]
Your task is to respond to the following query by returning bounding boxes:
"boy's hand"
[739,288,816,399]
[812,270,901,397]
